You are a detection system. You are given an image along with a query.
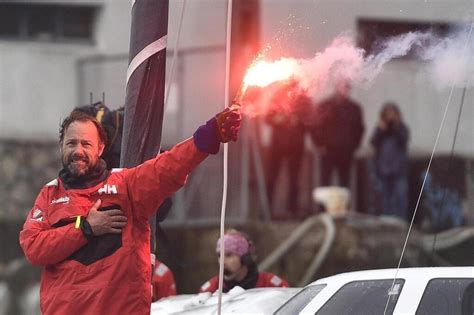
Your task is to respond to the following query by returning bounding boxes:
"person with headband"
[199,230,289,293]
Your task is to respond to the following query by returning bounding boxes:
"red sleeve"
[199,276,219,293]
[258,272,289,288]
[19,188,88,266]
[125,138,208,219]
[152,262,177,300]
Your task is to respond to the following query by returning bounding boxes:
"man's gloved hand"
[215,104,241,143]
[193,104,242,154]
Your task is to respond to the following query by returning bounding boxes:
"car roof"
[311,266,474,284]
[299,267,474,314]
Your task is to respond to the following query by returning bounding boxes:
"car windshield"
[274,284,326,315]
[416,278,474,315]
[315,279,404,315]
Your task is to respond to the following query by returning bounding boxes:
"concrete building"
[0,0,472,224]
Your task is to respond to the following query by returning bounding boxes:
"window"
[0,3,97,43]
[274,284,326,314]
[316,279,405,315]
[416,278,474,315]
[357,18,454,59]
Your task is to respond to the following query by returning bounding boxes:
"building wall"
[260,0,474,156]
[0,0,131,141]
[0,0,473,223]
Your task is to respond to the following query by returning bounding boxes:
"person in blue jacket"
[370,102,409,220]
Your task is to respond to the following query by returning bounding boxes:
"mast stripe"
[126,35,167,85]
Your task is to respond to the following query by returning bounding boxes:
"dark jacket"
[371,122,409,176]
[266,93,312,154]
[311,95,364,156]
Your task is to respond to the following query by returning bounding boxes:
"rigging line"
[164,0,187,108]
[383,22,474,315]
[217,0,234,314]
[429,85,468,265]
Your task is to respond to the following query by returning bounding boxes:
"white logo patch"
[201,281,211,291]
[270,275,283,286]
[98,184,118,195]
[51,196,70,205]
[30,208,44,222]
[155,263,169,277]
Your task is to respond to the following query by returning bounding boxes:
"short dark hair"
[59,110,108,146]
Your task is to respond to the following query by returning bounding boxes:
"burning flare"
[235,57,299,103]
[243,58,299,88]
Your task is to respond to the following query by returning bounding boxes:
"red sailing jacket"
[152,260,177,301]
[20,139,207,315]
[199,272,289,293]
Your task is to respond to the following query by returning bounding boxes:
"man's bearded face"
[61,121,104,178]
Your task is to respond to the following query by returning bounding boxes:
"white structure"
[0,0,472,155]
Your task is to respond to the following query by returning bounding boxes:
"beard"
[62,153,96,178]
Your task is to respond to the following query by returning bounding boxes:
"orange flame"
[243,58,299,89]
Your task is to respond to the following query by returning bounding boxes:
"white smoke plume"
[241,26,473,116]
[290,25,474,101]
[418,27,474,89]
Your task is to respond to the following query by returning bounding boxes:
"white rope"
[217,0,234,314]
[164,0,187,107]
[383,22,474,315]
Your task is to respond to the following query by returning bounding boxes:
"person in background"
[310,79,364,188]
[19,106,241,315]
[265,80,312,217]
[199,230,289,293]
[370,102,409,220]
[152,260,176,301]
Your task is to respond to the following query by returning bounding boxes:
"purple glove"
[193,105,242,154]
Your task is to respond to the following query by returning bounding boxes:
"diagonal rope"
[429,85,468,264]
[217,0,234,314]
[383,22,474,315]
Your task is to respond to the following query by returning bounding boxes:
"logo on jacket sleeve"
[30,208,44,222]
[98,184,118,195]
[155,263,169,277]
[51,196,70,204]
[270,275,283,286]
[200,281,211,291]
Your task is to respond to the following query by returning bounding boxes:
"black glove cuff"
[80,219,94,240]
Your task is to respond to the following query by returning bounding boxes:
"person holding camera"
[370,102,410,220]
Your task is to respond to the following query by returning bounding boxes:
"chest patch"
[98,184,118,195]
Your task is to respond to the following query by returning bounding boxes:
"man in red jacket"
[19,107,240,315]
[199,230,289,293]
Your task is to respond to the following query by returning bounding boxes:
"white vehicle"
[151,287,300,315]
[275,267,474,315]
[152,267,473,314]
